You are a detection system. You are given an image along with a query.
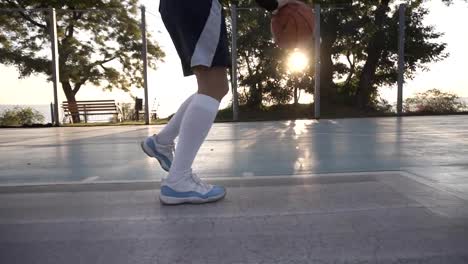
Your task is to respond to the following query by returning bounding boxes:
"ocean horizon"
[1,97,468,124]
[0,104,114,124]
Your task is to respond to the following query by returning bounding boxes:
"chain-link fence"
[229,1,468,118]
[229,2,409,119]
[229,4,319,121]
[396,1,468,114]
[0,8,53,124]
[1,1,467,126]
[0,5,163,125]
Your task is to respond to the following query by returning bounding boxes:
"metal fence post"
[314,5,321,119]
[397,4,406,115]
[141,5,150,125]
[231,3,239,121]
[49,8,60,126]
[84,104,88,123]
[50,102,55,124]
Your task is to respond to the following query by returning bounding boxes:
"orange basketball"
[271,2,315,49]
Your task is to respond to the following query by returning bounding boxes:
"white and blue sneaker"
[141,135,174,172]
[160,171,226,205]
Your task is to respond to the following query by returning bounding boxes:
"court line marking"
[0,170,404,188]
[82,176,100,183]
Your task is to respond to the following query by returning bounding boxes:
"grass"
[61,119,170,127]
[216,103,397,122]
[2,104,468,128]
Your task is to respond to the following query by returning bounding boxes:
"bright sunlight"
[287,50,309,73]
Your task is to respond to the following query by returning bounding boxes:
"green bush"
[404,89,467,114]
[113,103,137,122]
[373,97,394,113]
[0,107,45,126]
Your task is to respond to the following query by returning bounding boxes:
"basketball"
[271,1,315,49]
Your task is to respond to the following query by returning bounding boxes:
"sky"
[0,0,467,117]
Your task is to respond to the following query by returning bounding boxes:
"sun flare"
[287,50,309,73]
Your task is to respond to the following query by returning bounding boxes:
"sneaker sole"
[159,191,226,205]
[140,141,170,172]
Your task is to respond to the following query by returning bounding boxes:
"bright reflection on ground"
[293,119,315,136]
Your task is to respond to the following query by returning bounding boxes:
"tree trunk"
[61,81,81,123]
[247,83,263,109]
[344,52,356,91]
[319,13,339,108]
[320,38,336,106]
[294,86,299,105]
[356,0,390,109]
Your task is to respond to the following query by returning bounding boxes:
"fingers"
[273,0,302,14]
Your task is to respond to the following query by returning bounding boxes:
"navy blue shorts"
[159,0,231,76]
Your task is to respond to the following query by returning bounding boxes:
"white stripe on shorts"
[190,0,222,68]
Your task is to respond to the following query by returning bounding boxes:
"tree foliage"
[0,0,165,122]
[0,106,45,126]
[234,5,313,109]
[228,0,456,111]
[404,89,467,113]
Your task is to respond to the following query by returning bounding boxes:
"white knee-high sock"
[156,93,195,145]
[168,94,220,180]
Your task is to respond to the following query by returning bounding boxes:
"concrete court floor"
[1,115,468,263]
[1,115,468,186]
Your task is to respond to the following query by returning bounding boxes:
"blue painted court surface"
[1,115,468,185]
[1,116,468,263]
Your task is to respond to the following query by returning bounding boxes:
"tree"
[0,0,164,122]
[0,106,45,126]
[313,0,451,109]
[233,3,314,109]
[236,7,280,108]
[404,89,467,114]
[229,0,456,111]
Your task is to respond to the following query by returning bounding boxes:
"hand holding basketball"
[271,1,315,49]
[273,0,300,14]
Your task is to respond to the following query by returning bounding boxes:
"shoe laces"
[166,144,175,154]
[190,172,210,189]
[154,135,175,153]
